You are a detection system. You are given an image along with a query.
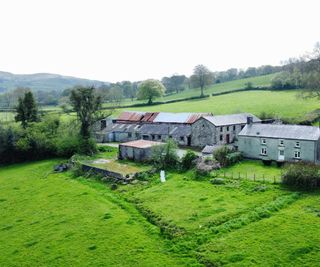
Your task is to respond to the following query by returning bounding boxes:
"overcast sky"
[0,0,319,82]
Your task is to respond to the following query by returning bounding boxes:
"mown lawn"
[0,160,194,266]
[123,90,319,120]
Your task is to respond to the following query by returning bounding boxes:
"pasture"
[123,90,319,121]
[0,155,320,266]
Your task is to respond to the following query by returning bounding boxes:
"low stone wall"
[82,164,124,180]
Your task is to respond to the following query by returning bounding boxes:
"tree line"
[0,62,284,109]
[271,42,320,93]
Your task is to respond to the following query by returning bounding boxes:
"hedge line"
[101,94,210,110]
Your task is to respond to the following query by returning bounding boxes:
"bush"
[262,159,272,166]
[282,162,320,190]
[181,150,198,170]
[151,139,179,169]
[210,178,225,185]
[213,146,242,167]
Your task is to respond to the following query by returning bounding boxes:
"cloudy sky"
[0,0,319,82]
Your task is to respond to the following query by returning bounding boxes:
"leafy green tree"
[190,65,213,97]
[15,91,38,128]
[137,79,165,104]
[151,139,179,169]
[69,86,105,154]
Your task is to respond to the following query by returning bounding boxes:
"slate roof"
[202,113,261,126]
[139,124,191,136]
[109,123,141,132]
[120,140,164,149]
[239,124,320,141]
[202,144,234,154]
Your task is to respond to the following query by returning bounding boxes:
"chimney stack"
[247,116,253,125]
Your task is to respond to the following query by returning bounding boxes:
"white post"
[160,170,166,182]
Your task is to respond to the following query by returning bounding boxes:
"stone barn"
[118,140,164,162]
[191,113,261,148]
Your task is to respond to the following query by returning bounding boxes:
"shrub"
[210,178,225,185]
[282,162,320,190]
[181,150,198,170]
[214,146,242,167]
[262,159,272,166]
[151,139,179,169]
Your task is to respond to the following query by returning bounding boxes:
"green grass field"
[0,160,196,266]
[1,157,320,266]
[122,90,319,121]
[102,73,278,108]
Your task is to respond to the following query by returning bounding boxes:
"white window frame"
[261,147,267,155]
[294,151,301,159]
[261,138,267,145]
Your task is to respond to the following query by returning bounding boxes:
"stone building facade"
[238,123,320,163]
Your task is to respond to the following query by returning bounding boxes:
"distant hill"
[0,71,109,92]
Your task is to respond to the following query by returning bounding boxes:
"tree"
[151,139,179,169]
[15,91,38,128]
[161,75,186,94]
[190,65,213,97]
[69,86,105,154]
[137,79,165,104]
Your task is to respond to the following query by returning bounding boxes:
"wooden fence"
[218,171,282,184]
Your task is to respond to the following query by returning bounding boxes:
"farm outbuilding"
[118,140,164,162]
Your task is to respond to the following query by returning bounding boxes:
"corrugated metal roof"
[239,124,320,141]
[120,139,164,149]
[117,111,146,122]
[141,112,159,122]
[110,123,141,132]
[203,113,261,126]
[153,112,209,124]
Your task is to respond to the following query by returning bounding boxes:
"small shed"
[118,140,164,162]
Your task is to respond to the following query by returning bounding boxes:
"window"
[233,125,236,131]
[261,147,267,155]
[295,141,300,147]
[279,139,284,146]
[169,135,172,139]
[180,136,184,141]
[220,135,223,141]
[261,138,267,145]
[226,126,229,131]
[279,150,284,156]
[294,151,301,159]
[220,127,223,132]
[151,134,155,140]
[128,132,132,138]
[158,135,161,139]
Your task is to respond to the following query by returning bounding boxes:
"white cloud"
[0,0,319,82]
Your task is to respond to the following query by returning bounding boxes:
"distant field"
[102,73,278,108]
[121,90,319,120]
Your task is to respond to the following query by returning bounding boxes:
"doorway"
[226,134,230,144]
[278,150,285,161]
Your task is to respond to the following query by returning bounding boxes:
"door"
[278,150,285,161]
[226,134,230,144]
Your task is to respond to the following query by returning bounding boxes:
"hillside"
[0,71,108,92]
[120,89,319,122]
